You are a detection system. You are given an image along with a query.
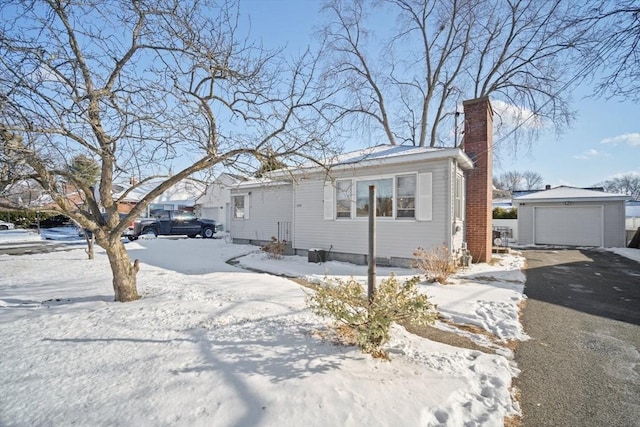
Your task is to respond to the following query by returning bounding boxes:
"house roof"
[270,144,473,177]
[493,198,514,208]
[332,144,474,170]
[513,186,628,203]
[113,177,206,206]
[234,177,292,189]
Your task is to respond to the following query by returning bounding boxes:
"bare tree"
[0,0,334,302]
[599,173,640,200]
[574,0,640,101]
[494,171,524,192]
[320,0,592,147]
[494,170,543,192]
[522,170,544,190]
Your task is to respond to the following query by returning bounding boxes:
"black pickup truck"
[125,210,217,240]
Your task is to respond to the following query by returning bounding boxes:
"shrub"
[0,210,63,228]
[492,207,517,219]
[307,275,438,359]
[413,244,457,284]
[261,236,287,259]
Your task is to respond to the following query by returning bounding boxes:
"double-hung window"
[454,175,463,220]
[396,175,416,218]
[232,195,246,219]
[336,180,352,218]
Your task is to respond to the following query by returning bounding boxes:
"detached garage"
[514,186,628,247]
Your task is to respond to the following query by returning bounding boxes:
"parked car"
[0,220,16,230]
[125,210,218,240]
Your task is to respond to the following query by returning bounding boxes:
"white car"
[0,220,15,230]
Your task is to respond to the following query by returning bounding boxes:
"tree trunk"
[103,239,140,302]
[83,231,95,260]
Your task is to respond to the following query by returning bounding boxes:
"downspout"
[447,159,454,253]
[291,181,296,254]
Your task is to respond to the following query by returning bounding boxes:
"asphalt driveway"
[515,249,640,427]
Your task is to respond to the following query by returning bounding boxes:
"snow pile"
[1,238,524,426]
[237,250,529,344]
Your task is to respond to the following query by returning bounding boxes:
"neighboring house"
[112,177,206,216]
[229,97,494,266]
[493,197,514,209]
[514,186,628,247]
[195,173,246,231]
[0,179,47,208]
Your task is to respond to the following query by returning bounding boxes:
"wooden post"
[368,185,376,302]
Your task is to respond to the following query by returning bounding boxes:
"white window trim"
[323,181,334,220]
[324,172,432,221]
[232,193,250,220]
[335,179,354,219]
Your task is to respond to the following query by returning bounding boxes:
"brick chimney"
[463,97,493,263]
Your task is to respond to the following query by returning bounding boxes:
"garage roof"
[513,186,628,203]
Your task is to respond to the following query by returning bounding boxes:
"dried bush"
[413,244,458,284]
[307,275,438,359]
[261,236,287,259]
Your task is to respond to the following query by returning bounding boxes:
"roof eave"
[515,196,629,203]
[269,148,473,177]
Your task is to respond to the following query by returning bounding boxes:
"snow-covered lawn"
[0,236,528,426]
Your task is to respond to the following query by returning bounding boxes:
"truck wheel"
[202,226,214,239]
[142,228,158,238]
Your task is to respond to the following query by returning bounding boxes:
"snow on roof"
[113,177,206,205]
[269,144,473,178]
[330,144,473,168]
[234,177,292,189]
[493,198,513,208]
[513,186,628,202]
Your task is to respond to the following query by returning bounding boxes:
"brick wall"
[463,97,493,263]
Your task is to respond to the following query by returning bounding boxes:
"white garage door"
[534,206,602,246]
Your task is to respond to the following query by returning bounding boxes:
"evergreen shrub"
[307,275,437,359]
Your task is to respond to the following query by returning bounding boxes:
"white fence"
[626,217,640,231]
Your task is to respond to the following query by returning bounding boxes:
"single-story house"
[230,145,473,266]
[229,97,495,266]
[514,186,628,247]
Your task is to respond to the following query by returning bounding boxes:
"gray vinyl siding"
[603,201,625,247]
[516,200,625,247]
[516,204,535,245]
[293,159,457,260]
[230,184,292,243]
